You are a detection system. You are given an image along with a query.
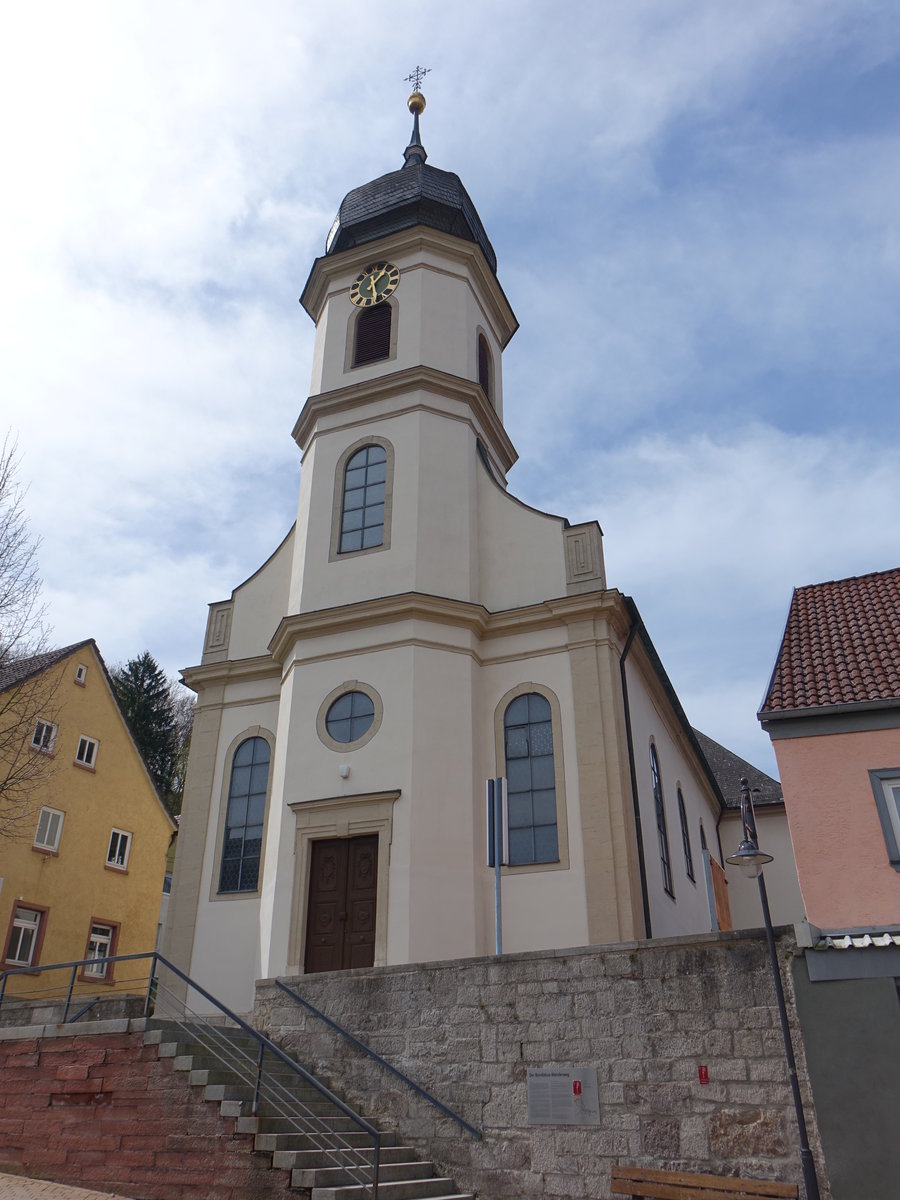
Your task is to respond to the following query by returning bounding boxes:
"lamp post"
[726,778,821,1200]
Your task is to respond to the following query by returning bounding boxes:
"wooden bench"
[611,1164,799,1199]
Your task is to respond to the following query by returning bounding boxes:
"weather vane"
[404,65,431,92]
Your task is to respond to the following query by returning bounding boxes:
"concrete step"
[309,1181,462,1200]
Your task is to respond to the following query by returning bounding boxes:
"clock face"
[350,261,400,307]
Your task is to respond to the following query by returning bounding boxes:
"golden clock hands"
[367,275,379,299]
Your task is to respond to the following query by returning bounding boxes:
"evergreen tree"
[111,651,179,809]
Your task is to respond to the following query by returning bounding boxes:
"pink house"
[758,567,900,931]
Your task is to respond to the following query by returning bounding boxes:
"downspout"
[620,618,652,939]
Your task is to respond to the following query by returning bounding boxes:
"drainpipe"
[620,618,652,939]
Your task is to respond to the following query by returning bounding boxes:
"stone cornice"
[288,789,401,815]
[268,589,624,665]
[181,654,281,693]
[291,364,518,474]
[300,226,518,347]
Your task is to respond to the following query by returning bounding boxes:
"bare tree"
[0,436,59,839]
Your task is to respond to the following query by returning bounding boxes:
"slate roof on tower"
[324,93,497,273]
[760,566,900,714]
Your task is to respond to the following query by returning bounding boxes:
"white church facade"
[163,92,734,1013]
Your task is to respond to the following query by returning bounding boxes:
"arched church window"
[477,333,492,401]
[353,303,392,367]
[219,736,270,893]
[504,693,558,865]
[339,444,387,553]
[677,786,695,882]
[650,743,674,897]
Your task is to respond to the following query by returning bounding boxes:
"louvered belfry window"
[478,334,492,400]
[353,303,392,367]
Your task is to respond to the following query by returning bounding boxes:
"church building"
[163,89,730,1013]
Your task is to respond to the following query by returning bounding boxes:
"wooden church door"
[304,835,378,973]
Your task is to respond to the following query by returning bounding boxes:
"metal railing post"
[252,1040,264,1116]
[61,964,78,1024]
[372,1133,380,1199]
[144,953,158,1018]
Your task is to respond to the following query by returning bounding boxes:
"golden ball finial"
[408,91,426,116]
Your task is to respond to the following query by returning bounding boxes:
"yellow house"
[0,640,176,999]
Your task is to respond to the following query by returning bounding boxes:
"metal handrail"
[275,977,482,1140]
[0,951,382,1197]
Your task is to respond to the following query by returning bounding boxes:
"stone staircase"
[145,1021,475,1199]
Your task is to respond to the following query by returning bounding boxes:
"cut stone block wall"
[254,929,831,1200]
[0,1023,292,1200]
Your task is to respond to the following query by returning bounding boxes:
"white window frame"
[106,828,132,870]
[6,906,42,966]
[75,735,99,769]
[84,923,115,978]
[34,806,65,853]
[74,663,88,685]
[32,720,57,753]
[869,769,900,871]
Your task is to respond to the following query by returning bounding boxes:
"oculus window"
[219,736,270,893]
[504,693,559,866]
[339,444,387,553]
[325,691,375,744]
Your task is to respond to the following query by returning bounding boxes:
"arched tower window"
[650,743,673,897]
[219,736,270,893]
[504,693,558,865]
[339,444,387,553]
[477,333,492,401]
[353,303,392,367]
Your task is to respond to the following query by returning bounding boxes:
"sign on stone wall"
[526,1066,600,1125]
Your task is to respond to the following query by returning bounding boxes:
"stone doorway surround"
[288,790,398,974]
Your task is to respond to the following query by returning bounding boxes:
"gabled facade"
[164,95,736,1012]
[0,641,175,995]
[759,567,900,930]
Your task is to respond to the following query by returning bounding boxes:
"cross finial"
[404,65,431,93]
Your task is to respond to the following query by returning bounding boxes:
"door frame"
[288,790,398,975]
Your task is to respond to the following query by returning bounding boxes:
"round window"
[325,690,375,744]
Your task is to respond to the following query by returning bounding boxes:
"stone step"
[293,1160,435,1187]
[273,1145,415,1169]
[309,1181,462,1200]
[255,1130,398,1153]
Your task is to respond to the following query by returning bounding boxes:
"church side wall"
[255,932,828,1200]
[624,655,721,940]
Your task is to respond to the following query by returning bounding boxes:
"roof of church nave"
[324,87,497,273]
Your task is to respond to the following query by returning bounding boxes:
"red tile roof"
[761,567,900,713]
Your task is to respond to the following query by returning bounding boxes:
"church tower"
[163,88,724,1013]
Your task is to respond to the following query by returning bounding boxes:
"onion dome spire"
[403,66,430,168]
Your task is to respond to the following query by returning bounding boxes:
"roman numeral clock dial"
[350,261,400,307]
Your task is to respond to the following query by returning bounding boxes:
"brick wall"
[255,929,832,1200]
[0,1026,292,1200]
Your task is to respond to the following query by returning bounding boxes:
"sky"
[2,1,899,778]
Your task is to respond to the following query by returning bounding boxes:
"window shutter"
[353,304,392,366]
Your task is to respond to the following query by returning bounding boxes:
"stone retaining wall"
[0,1023,291,1199]
[254,929,831,1200]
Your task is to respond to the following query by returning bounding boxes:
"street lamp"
[726,778,821,1200]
